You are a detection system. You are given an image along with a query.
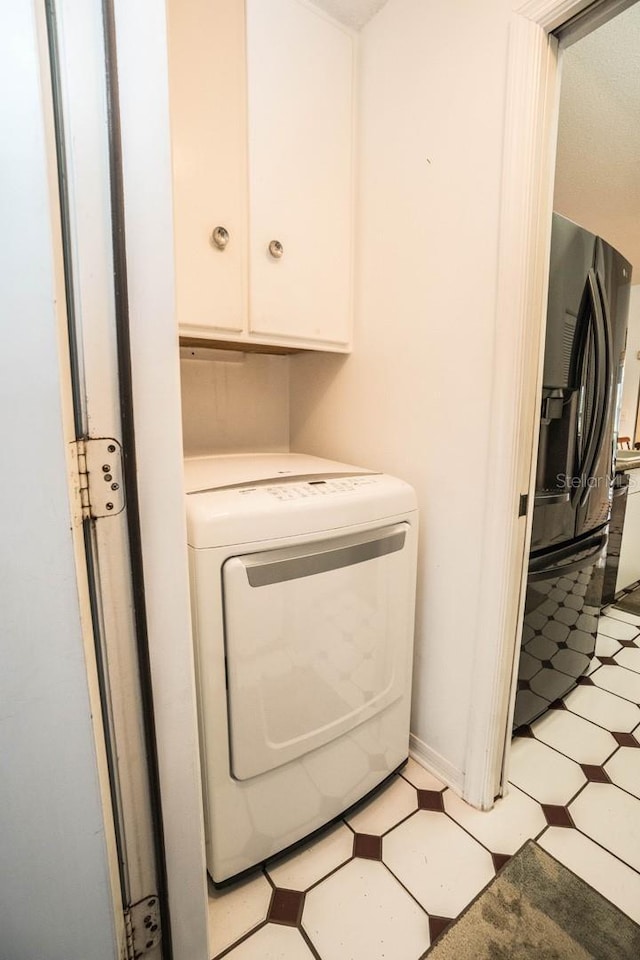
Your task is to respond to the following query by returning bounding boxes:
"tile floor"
[208,603,640,960]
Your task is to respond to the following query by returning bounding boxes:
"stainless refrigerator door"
[531,215,632,552]
[531,215,596,551]
[574,237,632,539]
[513,530,607,731]
[543,214,596,388]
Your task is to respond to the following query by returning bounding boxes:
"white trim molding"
[410,734,465,795]
[463,0,616,809]
[113,1,210,957]
[519,0,596,30]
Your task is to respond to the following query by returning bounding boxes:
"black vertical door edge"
[100,1,174,954]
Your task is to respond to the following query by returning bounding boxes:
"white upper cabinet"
[246,0,354,346]
[168,0,247,336]
[167,0,355,352]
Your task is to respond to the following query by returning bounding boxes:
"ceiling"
[311,0,389,29]
[554,1,640,273]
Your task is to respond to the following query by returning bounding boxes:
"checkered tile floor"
[208,604,640,960]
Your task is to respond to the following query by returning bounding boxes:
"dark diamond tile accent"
[541,659,554,668]
[580,763,611,783]
[417,789,445,812]
[598,656,618,665]
[541,804,574,827]
[549,699,568,710]
[613,731,640,747]
[557,641,569,649]
[353,833,382,860]
[514,725,535,738]
[575,675,595,685]
[491,852,511,872]
[267,888,304,927]
[517,679,531,691]
[429,916,453,944]
[618,639,638,648]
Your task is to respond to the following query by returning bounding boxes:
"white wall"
[181,354,290,456]
[290,0,515,785]
[619,285,640,443]
[0,4,117,957]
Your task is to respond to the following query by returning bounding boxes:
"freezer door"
[513,531,607,730]
[222,522,415,780]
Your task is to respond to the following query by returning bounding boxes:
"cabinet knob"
[268,240,284,259]
[211,226,229,250]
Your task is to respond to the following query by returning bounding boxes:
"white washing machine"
[184,452,418,883]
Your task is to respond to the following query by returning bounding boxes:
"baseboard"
[409,733,464,795]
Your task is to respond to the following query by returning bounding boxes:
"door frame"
[44,1,210,957]
[46,0,166,924]
[106,0,637,951]
[110,1,210,957]
[464,0,636,808]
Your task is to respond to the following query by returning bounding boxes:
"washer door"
[222,522,414,780]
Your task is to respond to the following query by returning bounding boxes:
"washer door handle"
[240,526,407,588]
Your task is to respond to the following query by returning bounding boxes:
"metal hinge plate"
[124,895,162,959]
[70,437,125,520]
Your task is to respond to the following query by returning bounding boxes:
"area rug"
[425,840,640,959]
[613,586,640,615]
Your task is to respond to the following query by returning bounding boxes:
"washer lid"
[184,452,372,494]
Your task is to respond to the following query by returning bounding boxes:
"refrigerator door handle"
[528,532,607,582]
[534,491,571,506]
[572,269,607,508]
[578,270,613,508]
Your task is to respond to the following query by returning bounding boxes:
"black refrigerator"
[513,213,632,731]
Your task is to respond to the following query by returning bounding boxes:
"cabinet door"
[246,0,354,348]
[167,0,247,335]
[617,477,640,591]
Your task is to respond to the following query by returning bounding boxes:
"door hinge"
[70,437,125,520]
[124,895,162,959]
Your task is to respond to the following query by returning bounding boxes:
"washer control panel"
[186,470,417,547]
[237,476,381,502]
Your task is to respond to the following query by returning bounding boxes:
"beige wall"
[290,0,515,783]
[181,354,290,456]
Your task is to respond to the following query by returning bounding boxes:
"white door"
[49,2,210,958]
[42,1,164,955]
[2,3,124,958]
[223,523,413,779]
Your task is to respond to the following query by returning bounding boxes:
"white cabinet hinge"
[124,895,162,959]
[69,437,125,521]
